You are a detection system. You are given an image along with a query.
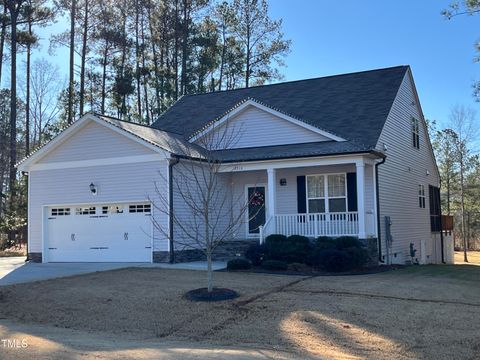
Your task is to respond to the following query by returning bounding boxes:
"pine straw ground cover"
[0,265,479,359]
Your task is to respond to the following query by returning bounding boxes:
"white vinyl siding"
[28,160,169,254]
[376,71,440,264]
[199,105,330,150]
[37,121,155,164]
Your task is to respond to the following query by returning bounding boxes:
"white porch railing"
[268,212,359,239]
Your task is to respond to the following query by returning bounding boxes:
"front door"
[248,186,266,234]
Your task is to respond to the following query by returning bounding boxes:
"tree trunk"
[26,18,32,155]
[245,23,250,88]
[140,8,149,124]
[79,0,88,115]
[8,1,20,221]
[218,25,226,91]
[0,2,7,84]
[181,0,189,95]
[68,0,76,124]
[174,0,179,100]
[134,0,141,118]
[206,251,213,292]
[101,43,108,114]
[147,4,161,114]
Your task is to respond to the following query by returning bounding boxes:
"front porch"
[221,154,380,241]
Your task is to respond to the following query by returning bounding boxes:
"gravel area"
[0,266,479,359]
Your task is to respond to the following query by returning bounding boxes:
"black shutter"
[347,172,357,212]
[297,176,306,213]
[429,185,441,232]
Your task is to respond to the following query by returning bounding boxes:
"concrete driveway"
[0,257,226,286]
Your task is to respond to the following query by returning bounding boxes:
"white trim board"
[30,154,168,171]
[190,99,346,143]
[219,154,379,173]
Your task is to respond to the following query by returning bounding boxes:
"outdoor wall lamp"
[90,182,97,195]
[279,178,287,186]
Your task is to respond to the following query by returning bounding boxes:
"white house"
[17,65,448,265]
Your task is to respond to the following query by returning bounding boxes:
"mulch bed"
[184,287,239,302]
[220,264,405,277]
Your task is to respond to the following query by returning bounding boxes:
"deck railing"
[273,212,359,238]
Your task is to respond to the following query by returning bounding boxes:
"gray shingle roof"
[151,66,409,150]
[97,115,205,158]
[212,141,375,162]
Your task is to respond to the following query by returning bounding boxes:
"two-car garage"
[45,202,153,262]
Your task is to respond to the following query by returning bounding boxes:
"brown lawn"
[0,265,479,359]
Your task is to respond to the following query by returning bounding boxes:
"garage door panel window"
[102,205,124,214]
[51,208,71,216]
[129,204,151,214]
[75,206,96,215]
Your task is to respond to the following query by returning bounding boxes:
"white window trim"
[306,173,349,213]
[412,117,420,149]
[418,184,426,209]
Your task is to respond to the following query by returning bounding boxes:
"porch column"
[267,168,276,219]
[356,160,366,239]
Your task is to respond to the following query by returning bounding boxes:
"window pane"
[307,176,324,198]
[308,199,325,213]
[328,174,346,197]
[329,198,346,212]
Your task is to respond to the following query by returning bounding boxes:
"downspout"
[168,156,180,263]
[375,157,386,263]
[438,180,445,264]
[24,171,29,262]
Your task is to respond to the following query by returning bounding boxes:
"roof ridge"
[181,65,409,98]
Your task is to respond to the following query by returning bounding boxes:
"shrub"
[227,258,252,270]
[261,260,288,271]
[334,236,362,250]
[314,236,336,251]
[265,234,312,263]
[344,246,369,269]
[315,249,350,272]
[245,243,268,266]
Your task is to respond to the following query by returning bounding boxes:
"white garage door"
[45,203,152,262]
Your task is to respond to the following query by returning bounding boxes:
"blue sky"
[26,0,480,128]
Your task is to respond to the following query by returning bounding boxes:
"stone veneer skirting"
[28,253,42,263]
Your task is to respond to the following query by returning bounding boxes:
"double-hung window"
[307,174,347,213]
[412,117,420,149]
[418,184,426,208]
[307,175,325,213]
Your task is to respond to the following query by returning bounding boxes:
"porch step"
[212,239,258,261]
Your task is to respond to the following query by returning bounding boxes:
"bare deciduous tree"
[27,58,63,148]
[448,105,478,262]
[152,120,261,293]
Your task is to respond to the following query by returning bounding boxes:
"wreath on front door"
[251,191,265,206]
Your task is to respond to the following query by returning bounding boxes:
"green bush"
[345,246,369,268]
[264,234,312,263]
[311,236,368,272]
[227,258,252,270]
[261,260,288,271]
[245,243,268,266]
[314,236,337,251]
[334,236,362,250]
[315,249,350,272]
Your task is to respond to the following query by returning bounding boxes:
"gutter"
[168,156,180,263]
[375,157,386,263]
